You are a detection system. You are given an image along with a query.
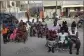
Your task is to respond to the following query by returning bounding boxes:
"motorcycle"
[77,18,84,28]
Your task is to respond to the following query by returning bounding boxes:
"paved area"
[1,17,83,56]
[0,12,83,56]
[1,28,83,56]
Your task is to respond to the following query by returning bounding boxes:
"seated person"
[47,38,56,53]
[71,21,76,28]
[69,27,78,43]
[60,21,68,33]
[58,30,69,49]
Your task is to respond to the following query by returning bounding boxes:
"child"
[58,30,69,50]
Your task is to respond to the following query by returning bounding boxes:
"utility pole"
[37,7,39,19]
[26,1,30,22]
[55,0,57,15]
[27,1,29,21]
[35,1,39,22]
[54,0,57,22]
[9,1,11,14]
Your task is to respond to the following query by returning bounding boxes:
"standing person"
[32,19,36,36]
[30,19,35,37]
[2,26,9,44]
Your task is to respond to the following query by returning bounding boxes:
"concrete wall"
[63,7,84,17]
[43,1,62,6]
[0,1,7,12]
[63,1,83,5]
[44,8,61,18]
[43,1,83,17]
[43,1,83,6]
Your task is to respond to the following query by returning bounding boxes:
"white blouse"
[69,31,77,36]
[48,23,60,32]
[58,33,68,43]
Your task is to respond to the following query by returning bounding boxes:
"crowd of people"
[44,20,80,55]
[29,19,47,38]
[26,18,80,55]
[1,19,28,44]
[1,17,81,55]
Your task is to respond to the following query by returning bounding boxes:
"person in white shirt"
[69,27,78,41]
[58,30,69,50]
[69,21,78,39]
[68,27,81,55]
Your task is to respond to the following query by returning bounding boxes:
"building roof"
[62,5,83,8]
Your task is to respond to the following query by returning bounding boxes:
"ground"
[1,18,83,56]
